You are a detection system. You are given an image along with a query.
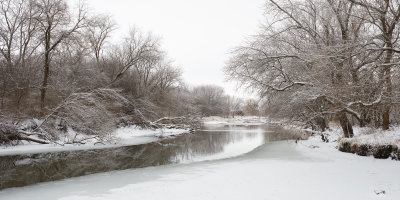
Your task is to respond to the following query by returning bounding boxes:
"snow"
[1,119,399,199]
[280,120,400,149]
[114,125,188,138]
[1,134,399,200]
[341,126,400,148]
[203,116,267,126]
[0,126,189,156]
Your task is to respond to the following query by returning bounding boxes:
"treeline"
[0,0,254,131]
[0,0,178,117]
[226,0,400,137]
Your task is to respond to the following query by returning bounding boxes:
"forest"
[0,0,257,145]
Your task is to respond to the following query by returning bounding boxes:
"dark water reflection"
[0,123,303,190]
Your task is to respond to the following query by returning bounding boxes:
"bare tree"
[33,0,87,112]
[85,13,116,67]
[243,99,259,116]
[109,27,160,85]
[226,0,397,137]
[0,0,41,111]
[348,0,400,130]
[227,96,243,117]
[0,0,204,146]
[192,85,229,116]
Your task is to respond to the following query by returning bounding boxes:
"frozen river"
[1,123,399,200]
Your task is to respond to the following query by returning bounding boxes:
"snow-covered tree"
[226,0,400,137]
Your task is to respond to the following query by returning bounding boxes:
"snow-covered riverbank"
[1,117,399,199]
[0,126,189,156]
[203,116,267,126]
[1,136,399,200]
[0,116,265,156]
[273,118,400,160]
[340,126,400,148]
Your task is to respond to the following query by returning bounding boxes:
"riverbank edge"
[338,141,399,160]
[270,120,400,161]
[0,126,192,156]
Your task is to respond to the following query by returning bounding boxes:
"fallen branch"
[1,123,50,144]
[18,135,49,144]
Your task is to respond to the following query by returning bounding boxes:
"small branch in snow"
[374,190,385,195]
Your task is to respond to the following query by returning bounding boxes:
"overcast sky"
[86,0,265,97]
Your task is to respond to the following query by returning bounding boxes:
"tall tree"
[348,0,400,130]
[226,0,391,137]
[0,0,41,110]
[34,0,87,112]
[86,14,116,67]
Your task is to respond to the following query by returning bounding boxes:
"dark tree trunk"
[360,109,371,127]
[1,76,5,110]
[315,116,328,132]
[40,51,50,113]
[382,45,393,130]
[359,118,366,127]
[382,65,392,130]
[338,112,353,138]
[40,27,51,114]
[382,66,391,130]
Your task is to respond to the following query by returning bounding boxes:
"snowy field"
[0,126,188,156]
[1,134,399,200]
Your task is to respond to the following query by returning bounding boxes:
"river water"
[0,123,303,190]
[2,123,400,200]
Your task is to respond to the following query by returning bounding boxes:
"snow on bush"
[40,88,147,144]
[340,126,400,148]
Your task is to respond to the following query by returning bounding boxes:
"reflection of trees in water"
[165,131,240,161]
[0,124,304,189]
[263,125,306,142]
[163,124,303,162]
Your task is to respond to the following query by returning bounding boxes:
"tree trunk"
[315,116,328,132]
[382,66,392,130]
[338,112,353,138]
[382,47,393,130]
[1,75,5,110]
[40,51,50,113]
[382,105,390,130]
[359,116,366,127]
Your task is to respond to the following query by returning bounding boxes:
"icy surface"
[1,136,399,200]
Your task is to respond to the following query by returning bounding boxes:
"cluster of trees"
[0,0,185,118]
[226,0,400,137]
[0,0,258,130]
[174,85,248,117]
[180,85,261,117]
[0,0,167,115]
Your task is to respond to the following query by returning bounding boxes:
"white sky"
[85,0,265,97]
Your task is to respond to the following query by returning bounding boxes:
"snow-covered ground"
[1,134,399,200]
[0,126,189,156]
[1,118,399,199]
[203,116,267,126]
[278,119,400,150]
[341,126,400,148]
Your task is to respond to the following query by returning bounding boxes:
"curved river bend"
[0,123,302,190]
